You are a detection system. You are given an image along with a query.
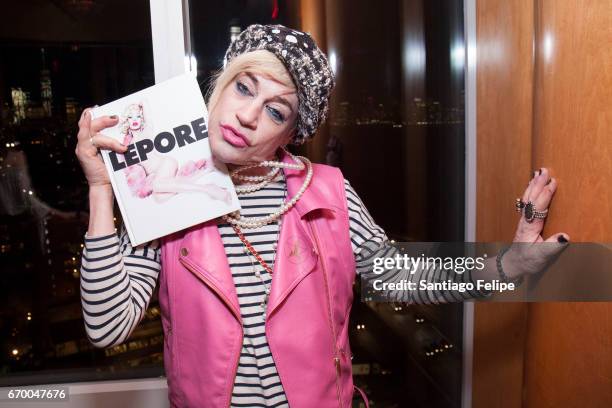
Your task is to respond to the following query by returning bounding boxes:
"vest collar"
[278,148,337,218]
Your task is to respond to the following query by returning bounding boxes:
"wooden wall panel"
[524,0,612,407]
[472,303,529,408]
[531,0,612,242]
[475,0,612,407]
[524,303,612,408]
[474,1,534,407]
[476,0,535,243]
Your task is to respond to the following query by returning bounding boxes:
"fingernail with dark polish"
[538,168,542,175]
[110,115,117,119]
[557,235,568,243]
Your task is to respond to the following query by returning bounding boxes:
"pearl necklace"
[230,151,305,180]
[222,152,312,229]
[232,166,280,182]
[233,175,279,194]
[230,150,305,194]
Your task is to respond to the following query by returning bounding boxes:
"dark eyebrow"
[244,72,295,113]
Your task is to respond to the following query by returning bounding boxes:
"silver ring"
[90,136,97,149]
[515,198,525,213]
[523,200,548,223]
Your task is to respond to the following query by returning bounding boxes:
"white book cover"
[91,73,240,246]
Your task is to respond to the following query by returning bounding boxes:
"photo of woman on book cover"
[119,101,231,204]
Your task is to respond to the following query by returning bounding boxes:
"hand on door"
[509,167,570,277]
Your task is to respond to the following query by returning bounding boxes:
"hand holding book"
[75,112,127,188]
[80,74,239,246]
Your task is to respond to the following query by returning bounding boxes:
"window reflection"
[322,1,466,405]
[0,0,155,385]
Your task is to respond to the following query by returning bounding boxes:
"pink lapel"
[266,149,336,317]
[178,221,242,322]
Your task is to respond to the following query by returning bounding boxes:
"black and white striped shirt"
[80,175,486,407]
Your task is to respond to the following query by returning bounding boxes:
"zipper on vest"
[178,256,243,407]
[307,220,344,408]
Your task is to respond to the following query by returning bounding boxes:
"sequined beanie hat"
[224,24,335,145]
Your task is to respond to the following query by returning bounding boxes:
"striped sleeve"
[344,179,490,303]
[80,224,161,348]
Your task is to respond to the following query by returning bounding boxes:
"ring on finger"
[523,200,548,223]
[90,135,98,149]
[515,198,526,213]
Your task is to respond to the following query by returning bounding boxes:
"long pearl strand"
[222,151,312,229]
[230,150,305,194]
[233,173,280,194]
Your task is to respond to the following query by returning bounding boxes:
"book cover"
[91,73,240,246]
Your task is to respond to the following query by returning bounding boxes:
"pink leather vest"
[159,150,358,407]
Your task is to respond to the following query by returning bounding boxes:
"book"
[91,73,240,246]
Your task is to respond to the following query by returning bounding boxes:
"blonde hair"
[206,50,297,124]
[120,103,145,134]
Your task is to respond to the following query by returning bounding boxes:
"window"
[0,0,157,385]
[298,1,467,406]
[1,3,471,407]
[187,0,301,95]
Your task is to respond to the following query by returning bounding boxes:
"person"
[74,24,569,407]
